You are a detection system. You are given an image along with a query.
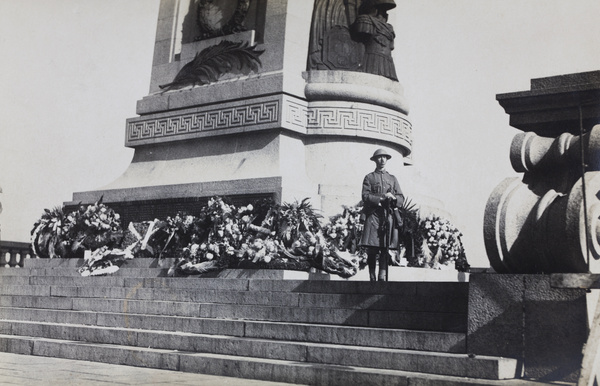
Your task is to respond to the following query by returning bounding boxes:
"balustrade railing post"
[0,241,31,268]
[0,250,8,267]
[19,251,30,267]
[8,250,20,267]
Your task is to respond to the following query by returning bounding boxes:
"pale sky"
[1,0,599,268]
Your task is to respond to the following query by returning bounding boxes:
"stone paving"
[0,353,303,385]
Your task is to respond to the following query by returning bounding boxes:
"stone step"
[0,324,517,380]
[0,294,466,331]
[16,257,473,284]
[0,307,466,353]
[13,267,171,277]
[22,257,176,269]
[0,335,535,385]
[0,284,467,313]
[1,273,469,297]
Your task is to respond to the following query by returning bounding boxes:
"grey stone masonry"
[0,258,528,385]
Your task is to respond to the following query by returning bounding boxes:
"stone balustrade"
[0,241,32,268]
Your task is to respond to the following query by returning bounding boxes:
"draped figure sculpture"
[351,0,398,80]
[307,0,359,71]
[307,0,398,80]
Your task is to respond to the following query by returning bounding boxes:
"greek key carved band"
[126,98,412,152]
[306,107,412,146]
[127,101,279,142]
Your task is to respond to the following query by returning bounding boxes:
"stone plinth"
[468,273,588,382]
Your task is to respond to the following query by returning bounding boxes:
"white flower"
[206,252,214,260]
[255,248,266,259]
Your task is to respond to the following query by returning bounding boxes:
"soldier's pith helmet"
[370,148,392,161]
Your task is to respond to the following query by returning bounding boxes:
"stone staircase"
[0,258,540,385]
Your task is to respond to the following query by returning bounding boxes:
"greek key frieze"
[282,99,307,130]
[306,107,412,145]
[127,101,279,142]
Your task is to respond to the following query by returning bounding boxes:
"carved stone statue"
[307,0,362,71]
[351,0,398,81]
[307,0,398,81]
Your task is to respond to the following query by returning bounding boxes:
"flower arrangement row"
[30,196,469,277]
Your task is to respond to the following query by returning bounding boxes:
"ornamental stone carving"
[307,0,399,81]
[485,127,600,273]
[484,71,600,273]
[127,99,279,145]
[127,95,411,156]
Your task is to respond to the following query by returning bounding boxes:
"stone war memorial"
[2,1,600,385]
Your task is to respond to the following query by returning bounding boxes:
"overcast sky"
[1,0,599,268]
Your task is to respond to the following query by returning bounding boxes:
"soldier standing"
[359,149,404,281]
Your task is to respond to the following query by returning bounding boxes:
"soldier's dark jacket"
[359,170,404,248]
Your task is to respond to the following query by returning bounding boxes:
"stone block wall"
[468,273,588,382]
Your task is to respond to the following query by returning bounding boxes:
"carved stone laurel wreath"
[196,0,251,40]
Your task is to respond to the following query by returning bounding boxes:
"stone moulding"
[303,70,409,114]
[126,94,412,155]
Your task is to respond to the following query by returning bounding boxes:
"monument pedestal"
[68,0,413,222]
